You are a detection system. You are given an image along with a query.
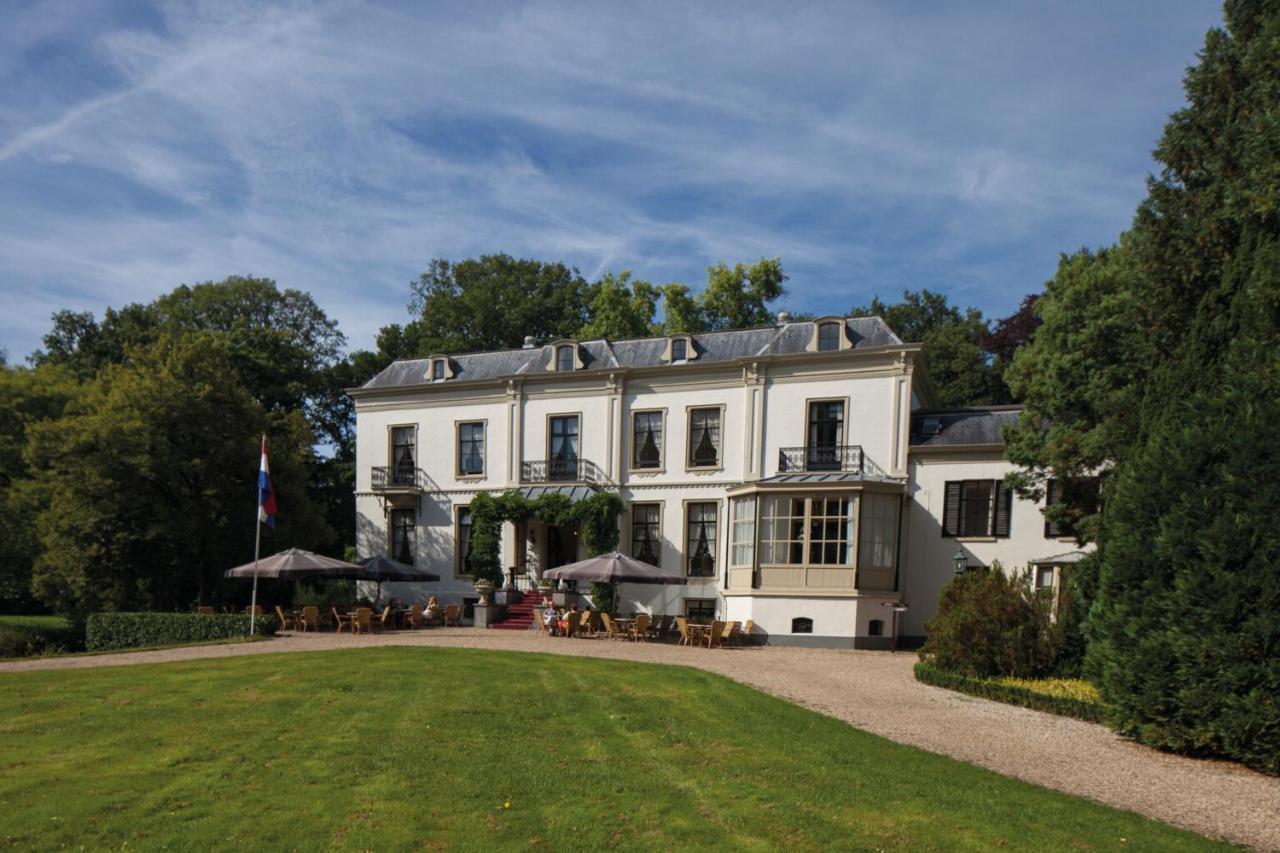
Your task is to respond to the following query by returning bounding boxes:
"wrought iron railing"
[777,445,867,474]
[520,458,607,486]
[371,465,428,490]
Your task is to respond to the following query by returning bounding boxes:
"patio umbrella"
[356,555,441,602]
[542,550,686,613]
[224,548,363,579]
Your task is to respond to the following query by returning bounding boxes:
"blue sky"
[0,1,1221,360]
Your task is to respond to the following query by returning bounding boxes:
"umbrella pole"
[249,508,262,637]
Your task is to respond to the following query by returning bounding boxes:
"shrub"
[0,616,81,658]
[914,662,1107,723]
[919,563,1056,679]
[85,612,276,652]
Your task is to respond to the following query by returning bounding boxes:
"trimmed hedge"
[0,616,81,659]
[914,661,1107,724]
[86,612,277,652]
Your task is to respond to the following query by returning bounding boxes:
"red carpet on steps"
[490,593,545,630]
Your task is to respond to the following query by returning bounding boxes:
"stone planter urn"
[473,580,494,603]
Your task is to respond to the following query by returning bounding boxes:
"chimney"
[776,310,791,326]
[522,335,537,349]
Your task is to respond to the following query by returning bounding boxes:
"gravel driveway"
[3,629,1277,849]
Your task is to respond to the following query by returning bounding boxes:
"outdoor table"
[687,622,712,643]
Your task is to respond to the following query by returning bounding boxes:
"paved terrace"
[3,630,1277,850]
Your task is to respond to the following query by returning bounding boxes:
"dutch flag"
[258,435,277,529]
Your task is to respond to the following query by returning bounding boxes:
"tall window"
[456,507,472,575]
[942,480,1012,538]
[759,494,854,566]
[730,496,756,566]
[671,338,688,361]
[817,322,841,351]
[631,504,660,566]
[632,411,663,469]
[685,502,718,577]
[391,426,416,485]
[458,422,485,476]
[807,401,844,470]
[858,493,899,569]
[432,360,445,380]
[556,345,575,372]
[392,508,415,565]
[548,415,579,480]
[688,407,721,468]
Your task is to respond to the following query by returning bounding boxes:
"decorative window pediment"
[807,317,852,353]
[663,334,698,363]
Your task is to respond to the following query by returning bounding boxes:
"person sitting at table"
[425,595,441,624]
[542,604,560,632]
[558,604,581,637]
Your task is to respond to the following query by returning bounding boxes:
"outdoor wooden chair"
[404,604,424,630]
[580,611,600,638]
[275,605,297,632]
[534,609,553,635]
[562,611,580,638]
[443,603,461,627]
[740,619,757,646]
[702,620,725,649]
[600,612,626,640]
[627,613,651,642]
[376,606,393,632]
[353,607,373,634]
[300,606,321,632]
[721,620,741,648]
[676,616,693,646]
[332,606,354,634]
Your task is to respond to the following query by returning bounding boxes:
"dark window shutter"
[1044,479,1063,538]
[993,481,1012,537]
[942,482,961,537]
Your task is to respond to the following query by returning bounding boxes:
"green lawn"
[0,648,1225,851]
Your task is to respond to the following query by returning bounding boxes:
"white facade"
[351,318,1082,647]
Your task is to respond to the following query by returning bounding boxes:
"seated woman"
[425,595,441,625]
[542,604,560,634]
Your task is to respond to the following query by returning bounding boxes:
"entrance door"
[807,401,844,470]
[545,525,579,569]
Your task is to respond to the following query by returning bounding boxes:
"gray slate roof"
[909,406,1022,448]
[361,317,902,391]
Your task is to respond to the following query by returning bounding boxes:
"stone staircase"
[491,590,546,631]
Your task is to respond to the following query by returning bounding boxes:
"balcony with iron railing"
[520,458,608,486]
[777,445,875,475]
[371,465,429,492]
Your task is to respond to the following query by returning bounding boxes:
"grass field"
[0,648,1224,851]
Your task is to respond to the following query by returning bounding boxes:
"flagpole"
[249,432,264,636]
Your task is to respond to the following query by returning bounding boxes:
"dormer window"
[426,356,454,382]
[671,338,687,362]
[665,335,697,363]
[432,360,445,381]
[817,322,841,352]
[556,345,575,372]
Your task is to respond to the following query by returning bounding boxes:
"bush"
[914,662,1107,723]
[919,564,1057,679]
[85,612,276,652]
[0,616,81,658]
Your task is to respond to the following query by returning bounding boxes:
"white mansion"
[351,315,1084,647]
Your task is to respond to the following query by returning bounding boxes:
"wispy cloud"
[0,0,1218,358]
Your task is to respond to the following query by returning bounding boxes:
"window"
[391,508,415,565]
[684,599,716,622]
[759,494,855,566]
[631,503,661,566]
[556,345,575,372]
[432,359,445,381]
[791,617,813,634]
[942,480,1012,538]
[632,411,663,469]
[671,338,688,362]
[868,619,884,637]
[806,401,844,470]
[685,502,718,577]
[730,496,756,566]
[1044,477,1100,538]
[1035,565,1056,590]
[391,426,416,485]
[858,493,899,570]
[808,496,853,564]
[457,422,484,476]
[817,322,841,352]
[548,415,579,480]
[688,407,721,468]
[456,507,472,576]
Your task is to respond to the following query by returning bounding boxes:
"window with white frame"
[857,493,899,571]
[730,496,756,566]
[555,345,575,372]
[671,338,688,362]
[684,598,716,622]
[817,322,841,351]
[631,504,660,566]
[688,407,721,468]
[391,426,416,485]
[392,508,415,565]
[942,480,1012,538]
[685,502,717,577]
[632,411,663,469]
[807,496,853,565]
[759,494,855,566]
[457,422,485,476]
